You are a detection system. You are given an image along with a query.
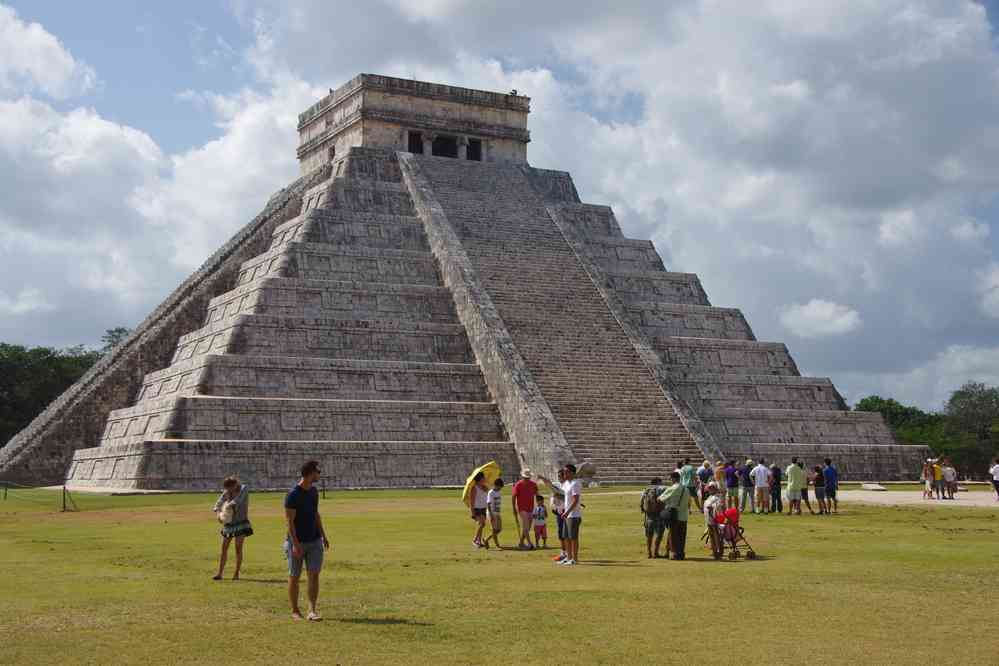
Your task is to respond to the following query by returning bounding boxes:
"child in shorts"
[483,478,504,549]
[532,494,547,548]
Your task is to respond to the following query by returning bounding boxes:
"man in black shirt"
[284,460,330,621]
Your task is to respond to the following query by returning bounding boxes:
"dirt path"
[840,489,999,508]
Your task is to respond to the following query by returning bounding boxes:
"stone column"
[422,132,435,156]
[457,136,468,160]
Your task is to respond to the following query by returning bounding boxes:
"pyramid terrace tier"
[66,438,520,491]
[623,302,756,341]
[136,355,490,403]
[702,408,896,447]
[722,442,930,482]
[172,314,475,364]
[99,396,506,447]
[672,373,846,412]
[236,242,441,286]
[271,208,430,252]
[304,177,417,216]
[655,337,800,375]
[601,269,712,306]
[578,236,666,273]
[204,277,458,324]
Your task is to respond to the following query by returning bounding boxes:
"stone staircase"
[415,157,704,483]
[544,200,917,478]
[67,148,518,490]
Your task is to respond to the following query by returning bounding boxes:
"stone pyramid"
[0,74,927,490]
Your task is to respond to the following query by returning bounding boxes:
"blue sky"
[7,1,254,152]
[2,1,999,410]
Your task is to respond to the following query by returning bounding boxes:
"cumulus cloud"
[980,262,999,318]
[0,4,96,99]
[4,0,999,412]
[0,287,54,315]
[779,299,862,338]
[838,344,999,409]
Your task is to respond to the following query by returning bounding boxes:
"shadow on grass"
[577,559,643,567]
[236,578,286,584]
[337,617,434,626]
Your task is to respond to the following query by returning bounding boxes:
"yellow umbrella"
[461,460,502,506]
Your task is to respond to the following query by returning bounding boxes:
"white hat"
[520,468,532,479]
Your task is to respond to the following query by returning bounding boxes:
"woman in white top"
[212,476,252,580]
[989,458,999,501]
[469,472,490,548]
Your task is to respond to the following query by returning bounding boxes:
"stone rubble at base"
[0,74,929,490]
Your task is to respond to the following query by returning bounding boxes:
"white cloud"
[0,287,53,315]
[779,299,862,338]
[4,0,999,414]
[0,4,96,99]
[951,218,989,242]
[980,262,999,318]
[838,344,999,410]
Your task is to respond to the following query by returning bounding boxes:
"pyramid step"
[702,407,896,447]
[654,337,799,376]
[602,269,711,307]
[172,314,474,365]
[272,208,429,252]
[205,277,457,324]
[137,355,489,403]
[66,438,519,491]
[237,242,438,287]
[101,396,506,447]
[670,373,844,411]
[623,302,755,342]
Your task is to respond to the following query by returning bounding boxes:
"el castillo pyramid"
[0,74,928,490]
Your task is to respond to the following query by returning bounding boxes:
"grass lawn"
[1,486,998,665]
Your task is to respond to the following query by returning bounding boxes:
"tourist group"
[465,464,583,566]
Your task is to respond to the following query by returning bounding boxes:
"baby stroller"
[703,508,757,560]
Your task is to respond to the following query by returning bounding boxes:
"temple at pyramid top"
[296,74,532,173]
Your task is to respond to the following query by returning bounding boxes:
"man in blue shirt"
[823,458,839,514]
[284,460,330,621]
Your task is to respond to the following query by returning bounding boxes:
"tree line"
[0,328,131,445]
[854,383,999,476]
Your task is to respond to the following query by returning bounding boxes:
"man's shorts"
[686,486,697,498]
[556,514,566,540]
[472,508,486,518]
[565,516,582,540]
[644,516,666,539]
[992,480,999,493]
[285,537,324,578]
[518,510,534,531]
[726,486,738,498]
[801,488,809,501]
[826,488,837,500]
[534,524,548,539]
[814,487,826,500]
[489,514,502,532]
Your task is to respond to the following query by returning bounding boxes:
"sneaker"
[307,611,322,622]
[559,559,576,566]
[552,554,565,561]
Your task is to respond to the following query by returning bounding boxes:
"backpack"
[641,487,665,516]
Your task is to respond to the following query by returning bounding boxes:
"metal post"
[2,482,6,500]
[62,485,67,512]
[321,480,326,499]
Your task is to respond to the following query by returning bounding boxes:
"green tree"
[854,395,934,429]
[944,382,999,472]
[100,327,132,354]
[0,344,101,445]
